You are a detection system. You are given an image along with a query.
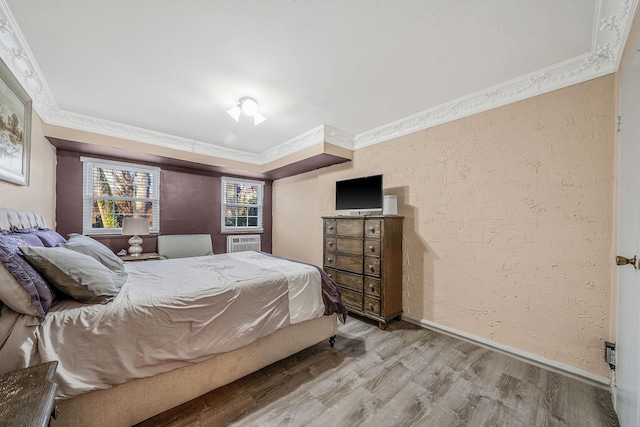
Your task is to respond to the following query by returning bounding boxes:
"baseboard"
[610,370,618,410]
[401,314,611,390]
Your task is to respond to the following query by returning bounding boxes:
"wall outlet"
[605,341,616,370]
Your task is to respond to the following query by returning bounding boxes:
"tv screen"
[335,174,383,212]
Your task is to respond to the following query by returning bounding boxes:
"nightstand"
[120,252,161,262]
[0,361,59,426]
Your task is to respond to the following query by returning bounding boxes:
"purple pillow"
[11,227,67,247]
[8,232,44,247]
[0,234,55,318]
[0,232,41,249]
[34,229,67,247]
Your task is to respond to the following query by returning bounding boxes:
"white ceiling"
[0,1,636,164]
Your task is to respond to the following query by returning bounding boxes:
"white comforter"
[0,251,325,399]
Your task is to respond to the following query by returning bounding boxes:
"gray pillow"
[20,246,126,304]
[58,234,127,283]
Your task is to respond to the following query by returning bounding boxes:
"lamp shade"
[121,218,149,236]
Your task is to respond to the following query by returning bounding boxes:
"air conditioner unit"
[226,235,261,253]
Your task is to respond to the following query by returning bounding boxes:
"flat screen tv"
[335,174,383,212]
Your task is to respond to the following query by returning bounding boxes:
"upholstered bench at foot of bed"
[156,234,214,259]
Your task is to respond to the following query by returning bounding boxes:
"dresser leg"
[329,335,336,347]
[378,321,387,330]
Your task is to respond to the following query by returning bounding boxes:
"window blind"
[81,157,160,234]
[221,177,264,232]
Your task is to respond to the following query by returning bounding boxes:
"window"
[82,157,160,234]
[221,177,264,232]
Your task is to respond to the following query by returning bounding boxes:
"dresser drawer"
[364,296,381,316]
[337,219,363,237]
[337,237,363,255]
[364,257,380,277]
[324,219,336,235]
[324,237,336,251]
[364,239,380,257]
[364,219,381,238]
[364,277,381,297]
[335,270,364,292]
[324,252,337,268]
[340,287,363,311]
[336,253,363,274]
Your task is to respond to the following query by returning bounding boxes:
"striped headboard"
[0,208,47,231]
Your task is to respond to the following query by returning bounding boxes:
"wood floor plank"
[360,381,434,427]
[307,386,384,427]
[136,317,620,427]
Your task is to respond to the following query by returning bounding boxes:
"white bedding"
[0,251,325,399]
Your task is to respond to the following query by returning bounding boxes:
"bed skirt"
[50,314,338,427]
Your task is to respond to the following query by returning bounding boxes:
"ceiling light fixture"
[227,97,266,125]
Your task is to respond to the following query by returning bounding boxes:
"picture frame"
[0,56,31,186]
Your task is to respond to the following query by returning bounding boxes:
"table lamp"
[121,218,149,257]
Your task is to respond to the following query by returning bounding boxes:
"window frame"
[81,157,160,235]
[220,176,264,233]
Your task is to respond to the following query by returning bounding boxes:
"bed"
[0,208,346,426]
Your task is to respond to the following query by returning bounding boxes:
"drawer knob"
[369,284,375,291]
[328,225,334,230]
[328,273,332,278]
[369,227,375,233]
[369,265,375,272]
[327,258,333,263]
[368,303,374,309]
[328,241,333,247]
[368,245,375,252]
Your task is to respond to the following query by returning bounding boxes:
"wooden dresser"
[322,215,403,329]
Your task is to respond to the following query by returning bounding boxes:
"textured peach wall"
[0,113,56,226]
[273,75,615,376]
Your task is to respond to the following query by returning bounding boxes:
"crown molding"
[0,1,57,117]
[0,0,637,162]
[259,124,354,164]
[46,108,262,164]
[354,0,637,149]
[354,53,617,149]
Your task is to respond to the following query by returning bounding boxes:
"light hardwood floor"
[136,316,619,427]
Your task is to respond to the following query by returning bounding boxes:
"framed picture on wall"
[0,56,31,186]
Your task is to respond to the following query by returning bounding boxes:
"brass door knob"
[616,255,637,269]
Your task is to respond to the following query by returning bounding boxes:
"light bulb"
[241,98,258,116]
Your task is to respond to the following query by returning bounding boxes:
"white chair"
[157,234,214,259]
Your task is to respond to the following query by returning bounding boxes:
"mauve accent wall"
[55,150,272,254]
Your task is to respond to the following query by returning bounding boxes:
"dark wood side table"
[0,361,58,427]
[120,252,161,262]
